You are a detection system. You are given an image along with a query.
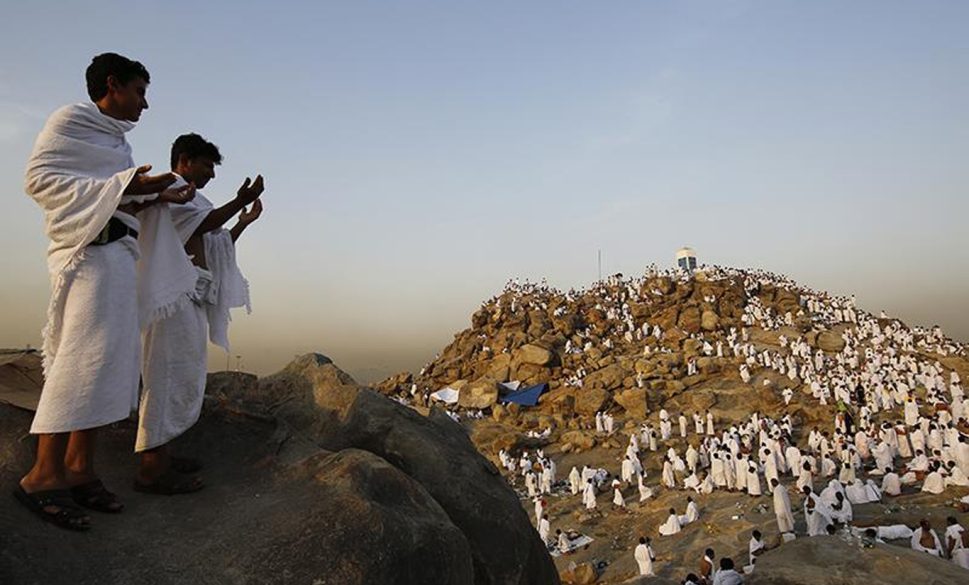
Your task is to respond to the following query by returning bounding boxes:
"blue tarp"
[499,382,548,407]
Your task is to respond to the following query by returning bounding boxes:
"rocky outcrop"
[246,448,474,584]
[749,535,969,585]
[253,355,560,585]
[459,376,500,409]
[0,353,559,585]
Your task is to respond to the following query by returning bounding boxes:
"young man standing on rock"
[134,133,264,494]
[18,53,195,529]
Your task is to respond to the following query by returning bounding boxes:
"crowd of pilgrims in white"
[479,266,969,579]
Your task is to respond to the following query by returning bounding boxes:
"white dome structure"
[675,247,697,272]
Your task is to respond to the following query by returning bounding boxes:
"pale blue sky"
[1,1,967,381]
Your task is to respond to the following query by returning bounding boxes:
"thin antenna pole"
[597,249,602,281]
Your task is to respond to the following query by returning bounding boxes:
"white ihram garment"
[136,184,250,451]
[25,103,147,432]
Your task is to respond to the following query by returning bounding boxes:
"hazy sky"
[1,1,967,382]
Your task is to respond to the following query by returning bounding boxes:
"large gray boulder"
[249,354,560,585]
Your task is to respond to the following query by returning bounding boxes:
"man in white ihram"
[17,53,194,529]
[135,133,264,493]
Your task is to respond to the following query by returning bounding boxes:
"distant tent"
[499,381,522,393]
[430,387,459,405]
[499,383,548,407]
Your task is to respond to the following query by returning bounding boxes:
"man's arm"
[229,198,263,242]
[194,175,264,236]
[117,165,195,214]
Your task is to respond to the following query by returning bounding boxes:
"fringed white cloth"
[135,202,198,329]
[204,228,250,351]
[136,269,209,452]
[24,102,139,375]
[167,180,252,351]
[24,102,144,432]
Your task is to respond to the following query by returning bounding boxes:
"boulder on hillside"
[683,338,703,358]
[458,377,499,409]
[566,562,598,584]
[486,353,512,382]
[559,430,596,451]
[614,387,648,419]
[575,388,610,415]
[541,390,576,416]
[244,448,474,584]
[515,343,557,367]
[677,306,701,333]
[584,364,625,391]
[701,309,720,331]
[162,353,560,585]
[275,356,560,585]
[653,306,679,331]
[816,331,846,353]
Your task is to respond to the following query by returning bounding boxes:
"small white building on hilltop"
[675,247,697,272]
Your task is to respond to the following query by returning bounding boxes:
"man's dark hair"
[86,53,150,101]
[720,557,734,570]
[170,133,223,169]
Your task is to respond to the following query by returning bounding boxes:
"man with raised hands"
[18,52,194,530]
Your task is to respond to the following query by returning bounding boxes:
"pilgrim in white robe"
[749,536,766,566]
[658,512,682,536]
[747,466,763,496]
[634,542,656,576]
[583,482,597,510]
[910,527,943,557]
[881,471,902,496]
[525,472,537,497]
[538,517,550,543]
[683,472,700,492]
[662,460,676,489]
[945,523,969,569]
[621,458,635,483]
[845,480,871,504]
[25,102,187,434]
[945,465,969,488]
[569,466,581,494]
[773,485,795,533]
[638,473,654,501]
[136,178,250,452]
[921,471,945,495]
[686,445,699,473]
[804,493,831,536]
[682,499,699,524]
[612,481,626,508]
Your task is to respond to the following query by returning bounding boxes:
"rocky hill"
[377,266,966,433]
[374,265,969,583]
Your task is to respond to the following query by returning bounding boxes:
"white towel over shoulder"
[25,102,140,373]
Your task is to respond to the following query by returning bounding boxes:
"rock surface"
[0,353,559,585]
[749,535,969,585]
